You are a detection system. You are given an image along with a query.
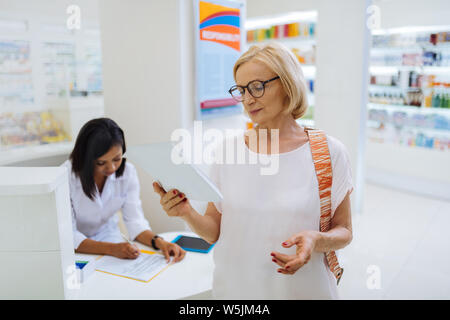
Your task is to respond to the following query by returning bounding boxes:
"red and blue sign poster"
[195,0,245,119]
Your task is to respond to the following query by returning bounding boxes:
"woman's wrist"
[306,230,322,251]
[151,235,163,250]
[180,206,197,222]
[155,237,165,249]
[105,242,116,256]
[76,238,116,256]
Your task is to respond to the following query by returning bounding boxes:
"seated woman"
[62,118,185,262]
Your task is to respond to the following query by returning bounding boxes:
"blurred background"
[0,0,449,299]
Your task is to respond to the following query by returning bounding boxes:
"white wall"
[246,0,450,23]
[0,0,99,24]
[98,0,190,233]
[99,1,184,144]
[373,0,450,29]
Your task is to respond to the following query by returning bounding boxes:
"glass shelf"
[368,103,450,116]
[247,37,316,47]
[0,25,104,154]
[368,26,450,152]
[370,65,450,74]
[371,42,450,52]
[0,40,34,108]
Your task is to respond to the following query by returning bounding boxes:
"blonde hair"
[233,42,308,120]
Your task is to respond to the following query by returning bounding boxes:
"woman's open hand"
[271,230,319,275]
[153,182,192,219]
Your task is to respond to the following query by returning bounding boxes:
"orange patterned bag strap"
[305,128,344,285]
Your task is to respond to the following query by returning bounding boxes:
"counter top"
[0,166,68,195]
[72,231,214,300]
[0,142,73,166]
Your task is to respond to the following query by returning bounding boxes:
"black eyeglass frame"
[228,76,280,101]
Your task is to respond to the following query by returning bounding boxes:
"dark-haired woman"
[62,118,185,262]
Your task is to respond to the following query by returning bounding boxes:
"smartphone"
[172,235,215,253]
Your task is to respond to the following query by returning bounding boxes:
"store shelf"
[247,37,315,47]
[47,95,105,141]
[0,23,104,154]
[366,140,450,185]
[369,84,423,90]
[422,66,450,74]
[371,42,450,52]
[49,95,104,109]
[300,65,315,78]
[368,128,450,146]
[370,65,450,74]
[368,25,450,155]
[366,27,450,196]
[0,103,46,114]
[368,103,450,116]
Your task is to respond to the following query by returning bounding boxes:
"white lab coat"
[61,160,151,249]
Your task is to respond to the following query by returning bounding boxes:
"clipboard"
[126,142,223,202]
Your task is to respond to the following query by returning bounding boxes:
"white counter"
[0,166,69,195]
[0,166,76,299]
[0,142,73,166]
[73,231,214,300]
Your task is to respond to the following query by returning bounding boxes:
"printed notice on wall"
[195,0,245,119]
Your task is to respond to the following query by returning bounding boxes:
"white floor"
[338,183,450,299]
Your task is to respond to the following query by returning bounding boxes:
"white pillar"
[98,0,193,232]
[313,0,371,215]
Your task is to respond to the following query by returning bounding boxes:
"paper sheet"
[95,251,170,282]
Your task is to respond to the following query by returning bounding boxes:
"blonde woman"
[153,43,353,299]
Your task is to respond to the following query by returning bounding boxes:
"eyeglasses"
[228,76,280,102]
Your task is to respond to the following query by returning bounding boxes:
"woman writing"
[63,118,185,262]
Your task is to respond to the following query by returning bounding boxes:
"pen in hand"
[120,232,133,245]
[120,232,140,258]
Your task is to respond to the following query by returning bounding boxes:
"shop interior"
[0,0,449,299]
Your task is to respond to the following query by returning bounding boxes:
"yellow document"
[95,250,171,283]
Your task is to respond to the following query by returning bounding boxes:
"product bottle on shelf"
[441,92,448,109]
[283,24,289,37]
[400,93,406,106]
[424,90,433,108]
[431,88,440,108]
[386,93,391,104]
[395,93,403,105]
[309,23,315,37]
